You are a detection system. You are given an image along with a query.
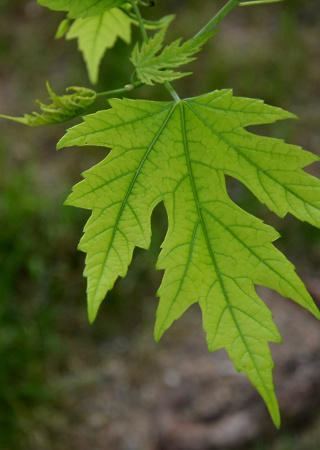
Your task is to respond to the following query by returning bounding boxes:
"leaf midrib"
[179,102,242,345]
[179,101,276,409]
[88,102,178,319]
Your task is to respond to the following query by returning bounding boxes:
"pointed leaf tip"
[88,305,98,324]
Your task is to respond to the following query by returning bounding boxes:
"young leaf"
[55,18,71,39]
[0,83,96,126]
[37,0,128,18]
[131,28,216,85]
[58,90,320,426]
[66,8,133,84]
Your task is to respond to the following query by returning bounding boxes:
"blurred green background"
[0,0,320,448]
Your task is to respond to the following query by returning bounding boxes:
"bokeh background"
[0,0,320,449]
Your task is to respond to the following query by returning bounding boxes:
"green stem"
[131,0,148,42]
[194,0,240,38]
[240,0,284,5]
[96,81,144,98]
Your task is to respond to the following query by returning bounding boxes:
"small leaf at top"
[0,83,96,126]
[131,28,217,85]
[66,8,133,84]
[37,0,128,18]
[58,90,320,426]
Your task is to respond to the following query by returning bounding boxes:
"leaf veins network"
[58,89,320,427]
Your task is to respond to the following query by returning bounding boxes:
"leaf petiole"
[96,81,144,98]
[164,82,181,101]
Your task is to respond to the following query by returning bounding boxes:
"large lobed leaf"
[37,0,128,18]
[66,8,133,84]
[58,90,320,426]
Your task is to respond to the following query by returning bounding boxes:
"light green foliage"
[66,8,133,85]
[131,28,216,85]
[55,18,71,39]
[0,83,96,126]
[37,0,128,18]
[58,89,320,426]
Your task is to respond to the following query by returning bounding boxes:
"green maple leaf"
[37,0,128,18]
[58,90,320,427]
[66,8,133,84]
[131,28,216,85]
